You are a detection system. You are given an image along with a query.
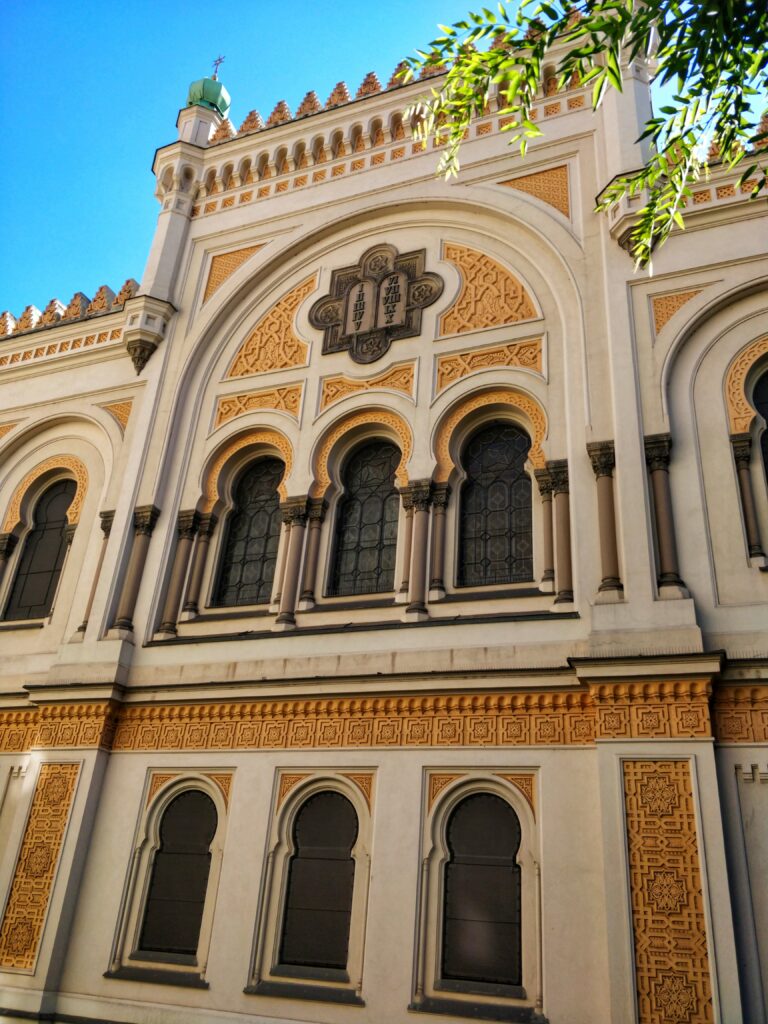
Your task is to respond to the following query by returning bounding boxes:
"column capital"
[644,433,672,472]
[730,432,752,470]
[401,479,433,511]
[197,512,218,538]
[308,498,328,522]
[0,532,18,558]
[133,505,161,536]
[587,440,616,478]
[431,483,451,510]
[99,510,115,537]
[547,459,569,495]
[534,468,553,497]
[64,523,77,546]
[280,497,309,525]
[176,509,200,540]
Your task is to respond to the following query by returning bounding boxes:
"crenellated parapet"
[0,279,139,341]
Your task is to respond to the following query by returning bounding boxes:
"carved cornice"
[712,684,768,744]
[177,510,200,539]
[589,679,712,740]
[547,459,569,495]
[644,433,672,472]
[133,505,161,536]
[586,440,616,478]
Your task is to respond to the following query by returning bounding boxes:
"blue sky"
[2,0,476,315]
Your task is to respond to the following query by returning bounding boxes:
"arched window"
[457,422,532,587]
[329,441,400,597]
[214,458,283,606]
[754,368,768,480]
[139,790,218,957]
[4,478,76,620]
[442,793,522,987]
[279,791,358,970]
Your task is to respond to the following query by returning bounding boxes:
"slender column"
[406,480,432,618]
[272,520,291,608]
[181,513,217,616]
[731,433,765,557]
[275,499,308,628]
[158,510,200,635]
[397,489,415,600]
[0,533,18,593]
[299,499,327,607]
[77,510,114,632]
[548,460,573,604]
[534,469,555,591]
[429,484,450,600]
[112,505,161,630]
[644,434,686,591]
[587,441,623,594]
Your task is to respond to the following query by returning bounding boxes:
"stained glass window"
[442,793,522,986]
[457,423,532,587]
[754,370,768,482]
[214,458,283,606]
[4,478,76,620]
[328,441,400,597]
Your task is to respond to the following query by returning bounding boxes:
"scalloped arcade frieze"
[439,244,537,337]
[226,276,316,378]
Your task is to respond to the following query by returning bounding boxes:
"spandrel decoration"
[309,244,443,364]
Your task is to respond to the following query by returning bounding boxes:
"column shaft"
[113,506,161,630]
[406,481,432,617]
[644,435,685,589]
[77,510,114,632]
[587,442,623,593]
[182,513,217,615]
[398,492,415,596]
[0,533,18,595]
[272,521,291,606]
[299,499,327,604]
[534,470,555,589]
[159,511,200,634]
[548,461,573,604]
[731,434,764,557]
[276,499,308,627]
[429,485,450,598]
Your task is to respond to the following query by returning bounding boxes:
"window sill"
[246,979,364,1006]
[441,587,543,603]
[409,995,546,1022]
[104,965,209,989]
[0,619,45,631]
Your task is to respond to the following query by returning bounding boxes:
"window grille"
[4,478,76,620]
[328,441,400,597]
[457,423,533,587]
[214,458,283,606]
[279,791,358,970]
[139,790,218,956]
[442,793,522,986]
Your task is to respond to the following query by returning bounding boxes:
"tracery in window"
[139,789,218,957]
[279,791,358,970]
[442,793,522,987]
[328,440,400,597]
[4,478,76,620]
[457,422,532,587]
[214,457,283,606]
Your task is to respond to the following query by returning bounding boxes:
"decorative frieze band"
[214,384,303,428]
[319,363,415,411]
[435,337,543,393]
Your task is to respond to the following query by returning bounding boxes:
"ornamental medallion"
[309,243,443,363]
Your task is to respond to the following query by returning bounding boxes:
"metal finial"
[212,55,225,80]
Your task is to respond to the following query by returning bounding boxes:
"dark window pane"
[214,458,283,607]
[328,441,400,597]
[279,791,358,970]
[457,423,533,587]
[441,793,522,986]
[754,371,768,483]
[4,479,76,621]
[139,790,218,956]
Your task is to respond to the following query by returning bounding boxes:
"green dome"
[187,77,231,118]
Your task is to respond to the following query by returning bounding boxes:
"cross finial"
[212,55,225,80]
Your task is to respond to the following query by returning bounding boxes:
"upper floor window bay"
[457,422,533,588]
[214,457,283,607]
[4,478,76,621]
[753,368,768,482]
[328,440,400,598]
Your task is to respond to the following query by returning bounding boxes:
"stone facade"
[0,50,766,1024]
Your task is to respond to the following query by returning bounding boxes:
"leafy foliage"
[403,1,768,268]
